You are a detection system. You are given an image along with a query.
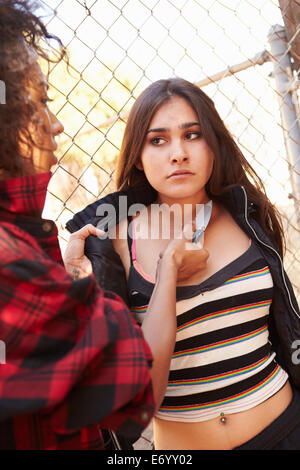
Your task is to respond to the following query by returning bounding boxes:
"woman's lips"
[168,171,194,179]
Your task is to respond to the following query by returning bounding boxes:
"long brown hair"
[115,78,285,257]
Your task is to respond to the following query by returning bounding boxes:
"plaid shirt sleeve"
[0,222,154,439]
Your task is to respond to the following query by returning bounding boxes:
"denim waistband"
[234,385,300,450]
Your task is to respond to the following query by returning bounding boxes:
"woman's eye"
[185,131,201,140]
[41,96,53,105]
[150,137,165,146]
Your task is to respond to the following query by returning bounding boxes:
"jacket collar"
[216,185,258,220]
[0,171,51,219]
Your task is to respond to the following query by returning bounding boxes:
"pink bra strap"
[130,217,156,283]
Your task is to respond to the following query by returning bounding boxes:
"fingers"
[70,224,105,241]
[198,247,210,264]
[182,222,194,242]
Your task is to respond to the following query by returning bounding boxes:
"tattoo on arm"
[72,268,80,280]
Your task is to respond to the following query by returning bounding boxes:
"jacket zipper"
[241,186,300,321]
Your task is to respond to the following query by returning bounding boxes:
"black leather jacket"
[66,184,300,389]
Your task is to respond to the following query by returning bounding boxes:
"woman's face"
[20,62,64,174]
[138,95,214,206]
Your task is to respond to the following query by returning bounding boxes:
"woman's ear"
[135,160,143,171]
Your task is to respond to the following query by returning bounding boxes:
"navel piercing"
[220,412,227,424]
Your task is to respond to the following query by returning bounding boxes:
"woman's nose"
[170,151,189,164]
[50,111,64,136]
[170,140,189,163]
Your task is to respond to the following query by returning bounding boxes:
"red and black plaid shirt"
[0,172,154,450]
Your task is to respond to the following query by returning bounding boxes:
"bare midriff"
[153,380,293,450]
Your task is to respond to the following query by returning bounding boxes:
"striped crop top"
[127,218,288,422]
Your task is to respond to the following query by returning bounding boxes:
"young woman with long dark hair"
[68,77,300,450]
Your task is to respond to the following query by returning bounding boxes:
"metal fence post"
[268,24,300,225]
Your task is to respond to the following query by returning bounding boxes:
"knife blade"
[192,200,213,243]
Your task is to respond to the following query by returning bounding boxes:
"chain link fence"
[40,2,300,294]
[38,0,300,451]
[40,0,300,302]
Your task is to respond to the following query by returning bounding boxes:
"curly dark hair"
[0,0,66,177]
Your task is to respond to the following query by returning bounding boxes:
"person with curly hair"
[0,0,162,450]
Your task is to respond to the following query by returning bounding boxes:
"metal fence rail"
[40,0,300,307]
